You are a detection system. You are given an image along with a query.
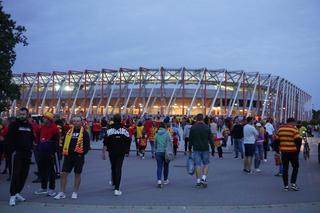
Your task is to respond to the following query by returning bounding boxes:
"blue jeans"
[155,152,169,180]
[193,151,210,166]
[234,138,244,158]
[254,143,264,169]
[150,141,155,156]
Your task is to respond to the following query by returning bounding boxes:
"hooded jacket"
[154,127,171,153]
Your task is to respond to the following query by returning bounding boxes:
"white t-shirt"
[243,124,258,144]
[210,122,218,134]
[265,122,275,136]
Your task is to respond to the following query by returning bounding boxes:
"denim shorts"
[193,151,210,166]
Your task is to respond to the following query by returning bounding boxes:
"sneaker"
[234,156,238,159]
[201,179,208,188]
[47,190,56,197]
[255,168,261,172]
[32,178,41,183]
[15,193,26,202]
[34,188,47,195]
[263,159,267,162]
[157,180,162,188]
[114,190,122,196]
[243,169,250,173]
[54,192,66,200]
[274,173,282,177]
[9,196,16,206]
[195,182,202,188]
[71,192,78,199]
[291,184,299,191]
[163,180,169,185]
[284,186,289,191]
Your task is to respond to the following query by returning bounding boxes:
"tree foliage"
[0,1,28,113]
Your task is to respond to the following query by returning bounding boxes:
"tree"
[0,1,28,113]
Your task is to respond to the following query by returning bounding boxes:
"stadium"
[10,67,312,122]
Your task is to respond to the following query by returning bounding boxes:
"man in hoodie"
[102,114,131,196]
[189,114,214,188]
[7,107,34,206]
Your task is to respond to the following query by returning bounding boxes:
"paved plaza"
[0,137,320,213]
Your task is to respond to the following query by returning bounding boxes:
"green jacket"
[189,122,213,151]
[155,127,172,153]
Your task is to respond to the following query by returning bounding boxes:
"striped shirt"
[276,124,300,153]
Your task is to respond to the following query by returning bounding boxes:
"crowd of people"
[0,107,316,206]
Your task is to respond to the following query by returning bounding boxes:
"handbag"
[165,134,174,162]
[186,155,195,175]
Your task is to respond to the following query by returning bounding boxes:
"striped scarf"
[63,127,84,156]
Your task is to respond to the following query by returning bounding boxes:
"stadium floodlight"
[55,84,60,91]
[64,85,73,91]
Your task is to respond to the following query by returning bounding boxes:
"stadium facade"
[9,67,312,122]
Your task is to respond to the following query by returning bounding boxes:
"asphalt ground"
[0,136,319,213]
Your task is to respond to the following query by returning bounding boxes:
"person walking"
[92,119,102,142]
[183,120,192,155]
[264,118,275,157]
[231,118,244,159]
[7,107,35,206]
[254,123,265,172]
[274,118,301,191]
[102,114,131,196]
[54,116,90,199]
[34,112,60,197]
[189,114,214,188]
[154,122,173,188]
[243,117,258,173]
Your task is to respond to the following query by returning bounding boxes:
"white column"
[123,70,139,113]
[166,68,183,115]
[246,73,258,117]
[279,80,286,123]
[187,69,205,116]
[86,74,101,118]
[207,70,225,116]
[261,76,271,119]
[228,72,244,117]
[68,74,84,122]
[40,74,53,114]
[105,70,120,116]
[273,77,281,119]
[26,77,37,108]
[141,82,157,117]
[55,79,66,113]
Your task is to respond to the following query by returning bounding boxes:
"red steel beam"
[100,71,104,115]
[182,68,185,115]
[224,71,227,115]
[84,70,87,115]
[204,68,207,115]
[36,72,40,114]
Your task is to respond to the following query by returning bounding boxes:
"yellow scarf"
[63,126,84,156]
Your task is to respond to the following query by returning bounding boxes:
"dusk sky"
[3,0,320,109]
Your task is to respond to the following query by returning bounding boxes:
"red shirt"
[144,120,153,134]
[92,122,102,132]
[39,123,60,144]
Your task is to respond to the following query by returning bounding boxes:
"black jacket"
[103,123,131,155]
[7,119,34,153]
[231,124,244,139]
